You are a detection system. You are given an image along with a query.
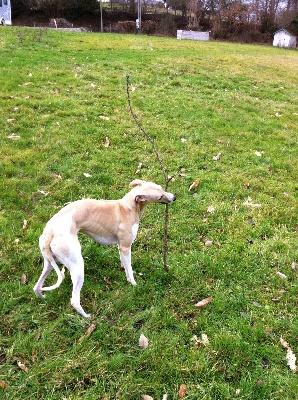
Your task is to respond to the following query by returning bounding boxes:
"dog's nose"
[172,195,177,202]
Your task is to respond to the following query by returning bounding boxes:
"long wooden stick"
[126,75,172,271]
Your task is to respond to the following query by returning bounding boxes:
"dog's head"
[129,180,176,204]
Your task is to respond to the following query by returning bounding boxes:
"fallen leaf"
[99,115,110,121]
[201,333,210,345]
[77,323,96,343]
[212,152,222,161]
[178,384,187,398]
[194,296,213,309]
[189,179,199,191]
[20,274,27,285]
[17,361,29,373]
[61,266,66,280]
[280,337,290,349]
[32,349,37,362]
[194,333,210,348]
[207,206,215,213]
[23,219,28,229]
[205,240,213,247]
[286,348,297,372]
[139,333,149,349]
[242,198,261,208]
[0,381,8,391]
[180,137,187,142]
[162,394,168,400]
[104,136,110,147]
[7,134,21,140]
[142,395,154,400]
[276,271,287,279]
[291,262,296,270]
[235,389,241,397]
[15,238,20,244]
[38,190,49,196]
[83,173,92,178]
[280,337,297,372]
[136,162,142,174]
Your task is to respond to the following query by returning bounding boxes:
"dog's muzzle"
[162,193,176,203]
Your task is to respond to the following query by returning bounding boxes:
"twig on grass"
[126,75,174,271]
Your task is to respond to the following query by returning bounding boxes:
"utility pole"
[99,0,103,32]
[137,0,141,33]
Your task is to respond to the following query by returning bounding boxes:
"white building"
[0,0,11,25]
[177,30,210,41]
[273,28,296,48]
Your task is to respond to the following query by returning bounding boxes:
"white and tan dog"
[34,180,176,317]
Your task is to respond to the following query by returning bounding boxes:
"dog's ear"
[135,195,147,203]
[130,179,145,188]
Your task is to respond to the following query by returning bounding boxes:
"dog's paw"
[128,278,137,286]
[34,290,45,299]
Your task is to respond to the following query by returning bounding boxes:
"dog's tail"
[40,231,64,292]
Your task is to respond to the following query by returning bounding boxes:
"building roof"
[273,28,296,37]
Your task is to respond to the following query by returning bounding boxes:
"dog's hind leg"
[69,263,91,318]
[52,237,91,318]
[33,257,53,299]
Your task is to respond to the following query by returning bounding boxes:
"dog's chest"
[132,223,139,242]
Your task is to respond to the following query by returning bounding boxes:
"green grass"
[1,27,298,399]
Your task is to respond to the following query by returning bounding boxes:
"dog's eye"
[159,195,163,201]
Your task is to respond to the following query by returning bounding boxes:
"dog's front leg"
[119,245,137,286]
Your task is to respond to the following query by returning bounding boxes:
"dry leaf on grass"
[7,134,21,140]
[83,173,92,178]
[20,274,27,285]
[139,333,149,349]
[193,333,210,348]
[280,337,297,372]
[38,190,49,196]
[189,179,199,191]
[135,162,142,174]
[207,206,215,213]
[60,266,66,280]
[104,136,110,147]
[77,323,96,343]
[142,395,154,400]
[178,384,187,398]
[205,240,213,247]
[23,219,28,229]
[242,198,261,208]
[0,381,8,391]
[99,115,110,121]
[194,296,213,309]
[212,152,222,161]
[17,361,29,373]
[276,271,287,279]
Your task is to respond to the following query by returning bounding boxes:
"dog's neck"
[120,193,147,220]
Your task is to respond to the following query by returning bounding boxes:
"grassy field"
[1,27,297,399]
